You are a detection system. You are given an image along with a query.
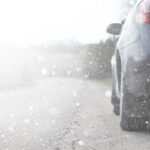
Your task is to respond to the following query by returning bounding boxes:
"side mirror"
[106,23,122,35]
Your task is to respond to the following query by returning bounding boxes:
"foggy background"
[0,0,138,90]
[0,1,148,149]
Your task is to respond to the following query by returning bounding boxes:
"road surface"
[0,78,150,150]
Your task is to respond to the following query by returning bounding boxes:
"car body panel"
[112,0,150,117]
[117,3,141,50]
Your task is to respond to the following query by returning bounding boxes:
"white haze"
[0,0,120,46]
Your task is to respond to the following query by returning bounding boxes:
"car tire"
[111,88,120,116]
[120,85,148,131]
[120,111,148,131]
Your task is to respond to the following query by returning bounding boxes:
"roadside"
[0,78,150,150]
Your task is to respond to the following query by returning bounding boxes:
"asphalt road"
[0,78,150,150]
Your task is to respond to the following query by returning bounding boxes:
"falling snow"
[78,140,84,146]
[76,102,80,107]
[0,4,148,148]
[41,68,48,75]
[105,90,112,98]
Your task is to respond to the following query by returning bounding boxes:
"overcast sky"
[0,0,122,46]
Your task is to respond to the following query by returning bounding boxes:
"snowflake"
[78,140,84,146]
[9,127,14,132]
[84,74,88,78]
[76,102,80,107]
[1,134,5,138]
[89,61,93,65]
[52,64,56,69]
[5,67,11,72]
[51,120,55,125]
[52,71,56,76]
[42,96,46,100]
[10,113,14,118]
[82,115,85,119]
[67,70,71,75]
[147,78,150,82]
[100,65,103,68]
[88,52,92,55]
[145,121,149,124]
[49,107,59,115]
[57,110,60,114]
[41,68,48,75]
[44,43,48,49]
[37,56,45,61]
[134,68,138,72]
[111,58,116,65]
[76,67,82,72]
[124,134,130,138]
[29,106,33,111]
[73,90,77,97]
[24,119,30,124]
[105,90,112,98]
[35,121,39,126]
